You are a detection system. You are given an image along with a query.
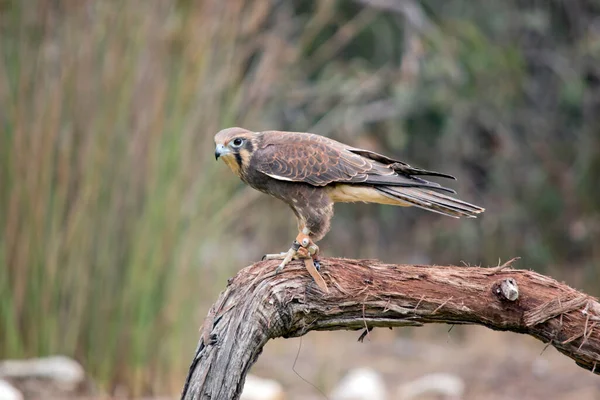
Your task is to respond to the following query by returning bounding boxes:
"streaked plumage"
[214,127,484,271]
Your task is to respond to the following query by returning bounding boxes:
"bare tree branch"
[180,258,600,400]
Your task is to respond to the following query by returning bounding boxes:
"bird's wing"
[347,148,457,180]
[253,131,456,193]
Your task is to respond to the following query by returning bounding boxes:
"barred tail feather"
[376,186,485,218]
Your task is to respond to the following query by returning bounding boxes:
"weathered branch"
[180,258,600,400]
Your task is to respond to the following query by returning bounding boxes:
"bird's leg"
[295,229,312,251]
[262,246,310,261]
[273,240,301,274]
[262,228,323,274]
[307,243,321,271]
[265,228,315,274]
[296,229,322,271]
[262,237,311,263]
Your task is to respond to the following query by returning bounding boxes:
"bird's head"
[214,127,256,177]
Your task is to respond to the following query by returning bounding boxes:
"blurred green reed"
[0,0,283,393]
[1,0,600,396]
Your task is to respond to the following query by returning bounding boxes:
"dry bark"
[180,257,600,400]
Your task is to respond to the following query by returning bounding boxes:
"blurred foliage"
[1,0,599,396]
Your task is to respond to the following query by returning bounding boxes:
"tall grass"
[0,0,294,394]
[1,0,599,395]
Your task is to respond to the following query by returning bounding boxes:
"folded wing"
[254,131,457,193]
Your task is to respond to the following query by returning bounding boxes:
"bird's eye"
[231,138,244,148]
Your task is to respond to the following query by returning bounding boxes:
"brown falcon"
[214,127,484,272]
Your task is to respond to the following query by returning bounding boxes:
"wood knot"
[494,278,519,301]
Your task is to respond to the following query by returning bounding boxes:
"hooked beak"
[215,144,230,160]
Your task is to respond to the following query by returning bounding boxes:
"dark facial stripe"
[244,140,254,153]
[234,152,243,168]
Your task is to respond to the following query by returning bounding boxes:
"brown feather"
[376,186,484,218]
[214,127,485,246]
[252,131,454,193]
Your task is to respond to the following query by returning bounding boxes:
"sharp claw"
[314,260,321,271]
[267,238,318,274]
[263,252,288,261]
[209,333,218,345]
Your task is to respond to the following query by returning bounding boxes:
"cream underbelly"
[222,154,242,177]
[327,184,411,206]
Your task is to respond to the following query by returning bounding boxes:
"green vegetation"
[1,0,599,395]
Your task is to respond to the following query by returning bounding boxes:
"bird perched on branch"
[214,127,484,273]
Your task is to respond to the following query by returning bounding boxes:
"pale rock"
[330,367,386,400]
[0,356,85,390]
[0,380,23,400]
[531,357,549,378]
[397,373,465,400]
[240,374,285,400]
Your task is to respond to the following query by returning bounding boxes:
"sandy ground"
[249,324,600,399]
[10,324,599,399]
